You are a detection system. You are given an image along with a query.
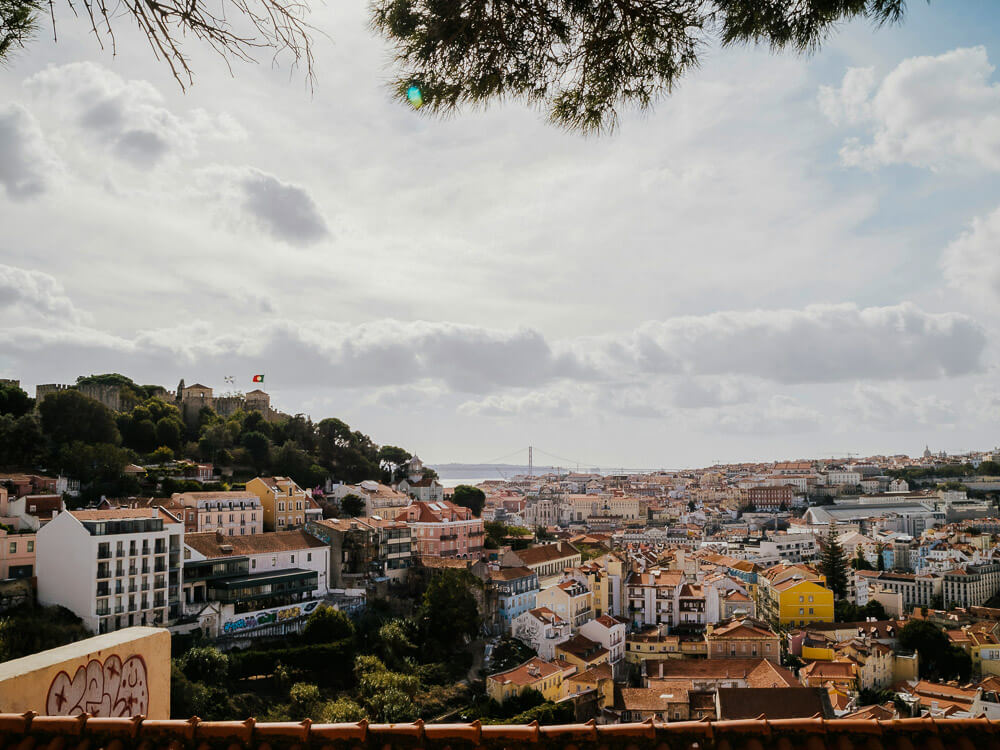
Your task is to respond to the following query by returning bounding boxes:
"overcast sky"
[2,1,1000,470]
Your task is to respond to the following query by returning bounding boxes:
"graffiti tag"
[46,654,148,717]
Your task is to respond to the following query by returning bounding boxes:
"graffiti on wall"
[46,654,149,717]
[221,599,320,634]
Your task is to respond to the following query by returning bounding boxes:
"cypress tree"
[821,522,849,600]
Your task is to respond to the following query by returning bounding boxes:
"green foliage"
[150,446,175,463]
[177,645,229,684]
[377,619,417,668]
[288,682,325,720]
[324,696,367,722]
[241,430,271,471]
[851,548,875,571]
[0,413,44,467]
[898,620,970,679]
[39,389,120,446]
[835,599,887,623]
[55,441,134,483]
[820,522,848,600]
[227,639,356,687]
[452,485,486,516]
[340,493,366,518]
[858,688,895,707]
[487,638,536,674]
[0,0,38,60]
[0,383,32,417]
[417,568,480,657]
[0,604,92,661]
[303,604,356,644]
[377,445,412,483]
[354,653,420,722]
[372,0,909,134]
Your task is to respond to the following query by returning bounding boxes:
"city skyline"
[3,2,1000,468]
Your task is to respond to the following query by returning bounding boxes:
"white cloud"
[694,395,822,435]
[585,303,986,383]
[458,390,576,418]
[0,264,81,322]
[822,47,1000,171]
[942,204,1000,308]
[0,104,61,200]
[818,67,876,126]
[24,62,244,167]
[841,383,957,430]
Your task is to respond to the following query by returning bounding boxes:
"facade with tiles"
[396,501,485,559]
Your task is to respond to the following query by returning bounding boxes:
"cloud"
[941,204,1000,308]
[237,168,330,246]
[0,264,80,322]
[594,303,986,383]
[24,62,244,167]
[670,376,760,409]
[821,47,1000,171]
[458,390,576,418]
[818,67,876,126]
[694,395,822,435]
[0,104,61,200]
[841,383,957,430]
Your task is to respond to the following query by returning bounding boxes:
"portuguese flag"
[252,374,264,383]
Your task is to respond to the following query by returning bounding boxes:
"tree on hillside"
[820,522,848,600]
[378,446,412,483]
[340,493,366,518]
[452,485,486,517]
[38,389,120,446]
[852,547,875,571]
[417,569,480,657]
[302,604,355,644]
[897,619,970,680]
[0,414,44,468]
[0,383,32,418]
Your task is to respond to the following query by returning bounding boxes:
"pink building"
[396,501,485,559]
[0,528,36,579]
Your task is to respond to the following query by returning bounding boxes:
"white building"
[37,508,184,634]
[512,606,572,660]
[579,614,627,675]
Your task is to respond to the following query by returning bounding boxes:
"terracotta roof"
[68,509,164,521]
[646,658,776,680]
[511,542,581,567]
[716,687,834,720]
[619,686,689,711]
[489,566,535,582]
[185,530,325,557]
[4,694,1000,742]
[709,618,777,639]
[487,657,562,686]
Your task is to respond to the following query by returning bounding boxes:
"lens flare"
[406,85,424,109]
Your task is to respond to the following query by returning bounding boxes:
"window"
[271,556,277,566]
[799,608,804,615]
[252,559,256,569]
[8,542,15,553]
[278,502,285,511]
[808,595,814,603]
[27,541,33,552]
[799,595,804,602]
[291,554,296,563]
[307,553,312,562]
[809,608,814,614]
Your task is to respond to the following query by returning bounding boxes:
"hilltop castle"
[35,379,279,426]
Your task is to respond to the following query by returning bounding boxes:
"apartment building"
[857,571,941,612]
[326,480,410,517]
[306,516,413,588]
[536,578,594,629]
[397,500,485,559]
[705,618,781,663]
[943,563,1000,609]
[37,508,183,634]
[512,606,572,660]
[171,491,263,535]
[246,476,321,531]
[501,542,582,586]
[182,530,329,616]
[579,614,627,671]
[0,528,35,579]
[490,566,539,634]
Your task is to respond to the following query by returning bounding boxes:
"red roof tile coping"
[4,714,1000,749]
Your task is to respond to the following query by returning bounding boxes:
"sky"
[2,1,1000,471]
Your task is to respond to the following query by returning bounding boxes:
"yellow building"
[773,578,834,627]
[536,579,593,629]
[756,563,833,627]
[564,662,614,711]
[486,657,571,703]
[555,633,610,672]
[246,476,311,531]
[625,629,681,663]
